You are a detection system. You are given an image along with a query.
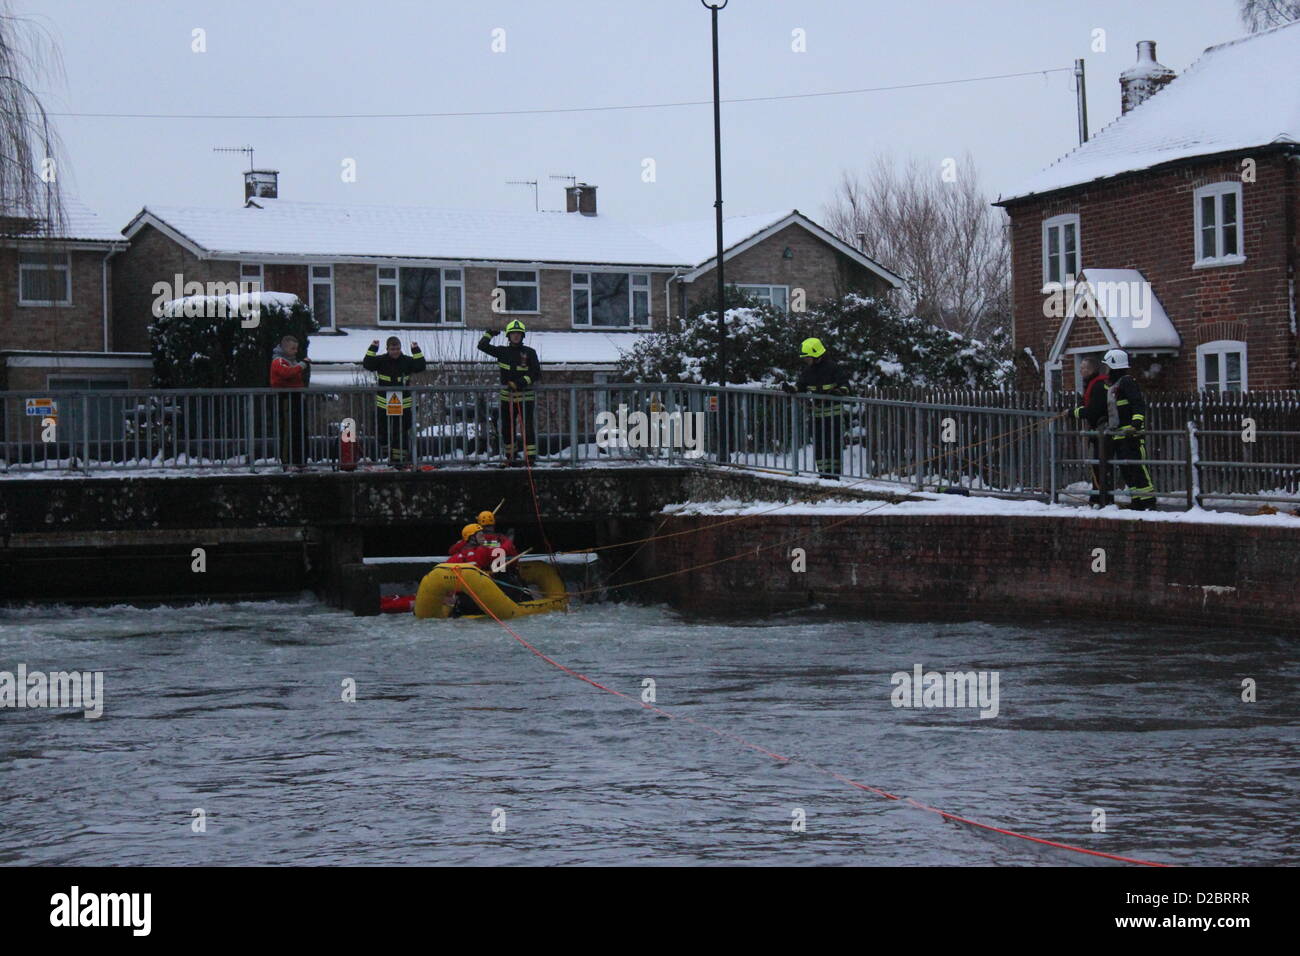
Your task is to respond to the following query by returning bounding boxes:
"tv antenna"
[213,145,255,170]
[548,173,577,187]
[507,179,539,211]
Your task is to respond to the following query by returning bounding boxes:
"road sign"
[25,398,57,418]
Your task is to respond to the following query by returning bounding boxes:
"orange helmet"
[476,511,496,526]
[461,523,483,540]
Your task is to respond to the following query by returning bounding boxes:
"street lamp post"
[702,0,728,459]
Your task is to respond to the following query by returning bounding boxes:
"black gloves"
[780,382,797,394]
[484,328,498,338]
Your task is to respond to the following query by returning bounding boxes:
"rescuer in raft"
[781,337,851,480]
[446,523,532,615]
[477,320,541,466]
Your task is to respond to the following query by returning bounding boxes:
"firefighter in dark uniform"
[1102,348,1156,510]
[478,320,541,466]
[781,337,850,480]
[1072,354,1112,506]
[362,336,427,467]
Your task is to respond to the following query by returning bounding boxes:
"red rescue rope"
[514,399,561,575]
[449,567,1170,867]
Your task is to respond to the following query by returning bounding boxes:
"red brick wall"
[682,223,892,316]
[1005,150,1299,391]
[112,224,240,353]
[646,513,1299,633]
[0,245,110,352]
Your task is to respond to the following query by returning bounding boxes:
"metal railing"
[1,384,1297,508]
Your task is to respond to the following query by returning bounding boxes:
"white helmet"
[1102,348,1129,370]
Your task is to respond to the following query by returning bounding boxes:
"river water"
[0,599,1295,866]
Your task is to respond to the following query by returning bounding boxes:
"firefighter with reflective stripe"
[1102,349,1156,510]
[1072,354,1113,506]
[478,320,541,465]
[448,523,530,614]
[475,509,519,558]
[363,336,427,467]
[781,337,850,480]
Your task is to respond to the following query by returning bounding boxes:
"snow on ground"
[662,493,1300,528]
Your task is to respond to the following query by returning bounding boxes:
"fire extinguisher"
[339,423,357,472]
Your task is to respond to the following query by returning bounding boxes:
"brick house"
[996,23,1300,394]
[0,198,144,449]
[1,198,138,393]
[115,174,901,385]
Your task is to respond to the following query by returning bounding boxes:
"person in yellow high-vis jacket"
[478,320,541,466]
[363,336,426,467]
[781,337,850,480]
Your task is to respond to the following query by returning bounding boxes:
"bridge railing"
[1,384,1296,508]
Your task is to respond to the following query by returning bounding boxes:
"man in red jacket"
[270,335,311,471]
[1072,355,1111,506]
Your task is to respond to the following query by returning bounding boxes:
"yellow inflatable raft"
[413,559,569,620]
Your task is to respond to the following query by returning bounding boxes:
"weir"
[0,466,898,613]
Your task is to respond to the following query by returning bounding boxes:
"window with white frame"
[1042,214,1080,288]
[730,283,790,311]
[1194,182,1243,265]
[310,265,334,330]
[239,262,263,290]
[497,269,539,313]
[377,266,464,325]
[18,251,71,305]
[1197,339,1247,393]
[572,271,650,328]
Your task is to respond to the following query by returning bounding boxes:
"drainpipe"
[665,271,684,329]
[101,244,121,352]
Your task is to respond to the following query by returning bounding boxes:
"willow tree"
[1238,0,1300,31]
[0,2,64,235]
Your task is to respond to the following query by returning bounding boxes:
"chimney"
[565,183,597,216]
[244,169,279,202]
[1119,41,1176,114]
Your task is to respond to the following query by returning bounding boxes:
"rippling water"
[0,599,1295,866]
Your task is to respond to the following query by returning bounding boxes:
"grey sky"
[29,0,1243,233]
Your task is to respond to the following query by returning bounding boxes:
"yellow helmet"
[476,510,496,526]
[801,337,826,358]
[505,319,527,335]
[461,523,483,540]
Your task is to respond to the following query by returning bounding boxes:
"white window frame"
[731,283,791,310]
[239,262,264,290]
[309,264,334,331]
[1196,339,1247,393]
[571,270,652,329]
[1193,182,1245,268]
[18,251,72,306]
[1041,213,1081,291]
[496,268,540,315]
[376,265,465,326]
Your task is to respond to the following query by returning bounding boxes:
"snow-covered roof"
[1,196,123,243]
[122,199,901,283]
[636,210,793,265]
[307,326,647,367]
[127,199,689,267]
[1050,268,1181,362]
[1000,21,1300,203]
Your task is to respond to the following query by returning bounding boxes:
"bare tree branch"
[823,153,1009,339]
[1238,0,1300,32]
[0,1,65,237]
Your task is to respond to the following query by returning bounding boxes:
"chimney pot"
[565,183,597,216]
[1119,41,1176,115]
[244,169,279,202]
